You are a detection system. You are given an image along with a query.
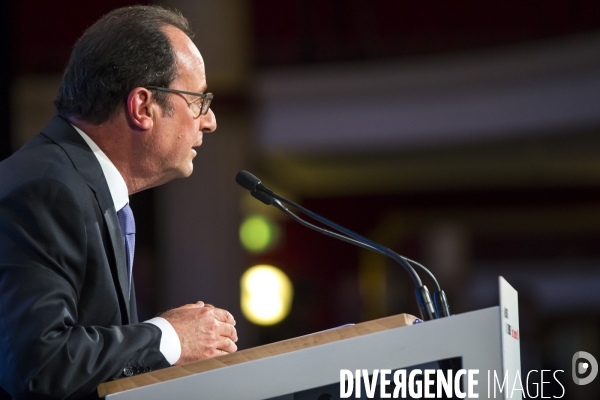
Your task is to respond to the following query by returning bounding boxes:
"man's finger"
[212,308,235,324]
[183,301,206,309]
[217,338,237,354]
[209,348,230,358]
[218,322,238,342]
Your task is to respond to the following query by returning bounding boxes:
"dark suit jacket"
[0,116,170,399]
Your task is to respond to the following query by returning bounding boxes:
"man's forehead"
[175,48,205,73]
[163,25,207,90]
[163,25,204,65]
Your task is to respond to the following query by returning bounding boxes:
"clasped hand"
[160,301,238,365]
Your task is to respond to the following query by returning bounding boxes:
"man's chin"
[180,163,194,178]
[164,164,194,183]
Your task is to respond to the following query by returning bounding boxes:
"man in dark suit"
[0,6,238,399]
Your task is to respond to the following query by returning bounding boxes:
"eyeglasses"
[145,86,213,118]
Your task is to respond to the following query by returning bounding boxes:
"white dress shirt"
[73,125,181,365]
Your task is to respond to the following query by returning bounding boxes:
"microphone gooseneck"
[235,170,450,321]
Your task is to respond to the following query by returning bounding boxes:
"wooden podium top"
[98,313,416,397]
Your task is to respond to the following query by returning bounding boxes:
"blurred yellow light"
[239,215,277,253]
[241,265,293,325]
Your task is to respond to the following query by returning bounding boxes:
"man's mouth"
[193,133,203,147]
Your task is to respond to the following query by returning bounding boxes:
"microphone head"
[236,170,275,205]
[236,170,261,191]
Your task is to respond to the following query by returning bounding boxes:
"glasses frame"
[145,86,213,117]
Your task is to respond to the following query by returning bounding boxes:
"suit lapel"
[41,116,132,323]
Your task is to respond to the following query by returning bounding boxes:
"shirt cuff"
[144,317,181,365]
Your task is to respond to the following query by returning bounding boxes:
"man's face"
[145,26,217,182]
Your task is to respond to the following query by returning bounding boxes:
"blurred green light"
[239,215,276,253]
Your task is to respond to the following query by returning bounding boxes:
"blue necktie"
[117,203,135,299]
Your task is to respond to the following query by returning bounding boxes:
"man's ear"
[126,88,155,130]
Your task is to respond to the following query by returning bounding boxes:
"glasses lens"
[191,99,203,118]
[202,94,213,115]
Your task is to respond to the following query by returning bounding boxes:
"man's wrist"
[144,317,181,365]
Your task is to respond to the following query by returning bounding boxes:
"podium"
[98,277,521,399]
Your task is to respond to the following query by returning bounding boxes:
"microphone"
[235,170,274,206]
[235,170,451,321]
[235,170,261,192]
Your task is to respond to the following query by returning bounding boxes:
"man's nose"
[200,109,217,133]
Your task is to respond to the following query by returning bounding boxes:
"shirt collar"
[72,124,129,211]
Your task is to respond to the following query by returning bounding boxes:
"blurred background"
[1,0,599,397]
